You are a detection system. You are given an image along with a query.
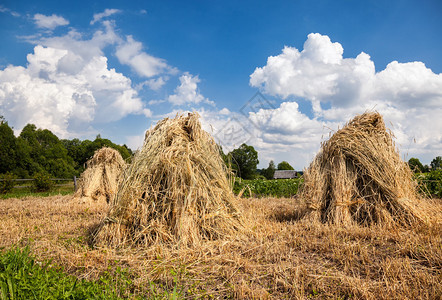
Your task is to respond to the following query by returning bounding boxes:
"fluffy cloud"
[189,105,328,169]
[250,33,442,165]
[33,13,69,30]
[137,77,167,91]
[0,45,149,138]
[36,21,120,61]
[1,15,201,145]
[39,22,174,83]
[249,102,329,144]
[167,73,213,106]
[116,35,177,78]
[250,33,375,112]
[90,8,121,25]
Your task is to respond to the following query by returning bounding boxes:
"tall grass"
[0,247,134,299]
[0,184,74,199]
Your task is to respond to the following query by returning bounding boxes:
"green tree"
[62,136,132,173]
[0,117,17,174]
[263,160,276,180]
[431,156,442,170]
[0,117,135,178]
[408,157,424,173]
[18,124,76,178]
[277,161,294,170]
[228,143,259,179]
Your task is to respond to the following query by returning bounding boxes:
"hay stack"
[300,112,426,227]
[74,147,126,204]
[95,113,242,248]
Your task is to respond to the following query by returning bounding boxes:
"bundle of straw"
[95,113,242,248]
[74,147,126,204]
[300,112,426,227]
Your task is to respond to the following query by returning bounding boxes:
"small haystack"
[74,147,126,204]
[95,113,242,248]
[300,112,426,227]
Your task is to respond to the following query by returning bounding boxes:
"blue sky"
[1,0,441,169]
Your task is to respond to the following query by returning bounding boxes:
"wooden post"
[73,176,77,192]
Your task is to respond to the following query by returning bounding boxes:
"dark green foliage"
[228,143,259,179]
[0,119,17,175]
[0,117,133,179]
[61,136,132,174]
[277,161,294,170]
[0,247,135,299]
[0,173,16,194]
[408,157,424,173]
[32,172,53,192]
[233,178,302,198]
[18,125,76,178]
[262,160,276,180]
[416,170,442,198]
[431,156,441,170]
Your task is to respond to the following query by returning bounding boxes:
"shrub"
[0,172,15,194]
[32,172,53,192]
[233,178,302,198]
[417,170,442,198]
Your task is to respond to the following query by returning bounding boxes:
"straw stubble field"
[1,194,441,299]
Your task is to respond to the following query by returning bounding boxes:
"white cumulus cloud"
[37,21,120,61]
[116,35,177,78]
[167,73,214,106]
[33,13,69,30]
[0,45,148,138]
[250,33,442,165]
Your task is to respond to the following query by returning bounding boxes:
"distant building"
[273,170,298,179]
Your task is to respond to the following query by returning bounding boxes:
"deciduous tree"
[277,161,294,170]
[228,143,259,179]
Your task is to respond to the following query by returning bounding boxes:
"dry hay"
[74,147,126,204]
[94,113,242,248]
[299,112,427,227]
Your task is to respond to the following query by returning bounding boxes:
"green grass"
[0,185,74,200]
[0,247,135,300]
[233,178,303,198]
[0,246,185,300]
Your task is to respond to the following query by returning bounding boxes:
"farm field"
[1,195,441,299]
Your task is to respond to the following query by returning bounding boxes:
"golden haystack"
[300,112,426,227]
[74,147,126,204]
[94,113,242,248]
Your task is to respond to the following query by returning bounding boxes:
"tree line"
[0,116,293,181]
[0,116,132,179]
[220,143,295,180]
[3,115,437,181]
[408,157,441,173]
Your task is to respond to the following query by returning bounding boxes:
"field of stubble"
[1,195,441,299]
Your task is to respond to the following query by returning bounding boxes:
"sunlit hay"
[74,147,126,204]
[95,113,242,248]
[299,112,427,227]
